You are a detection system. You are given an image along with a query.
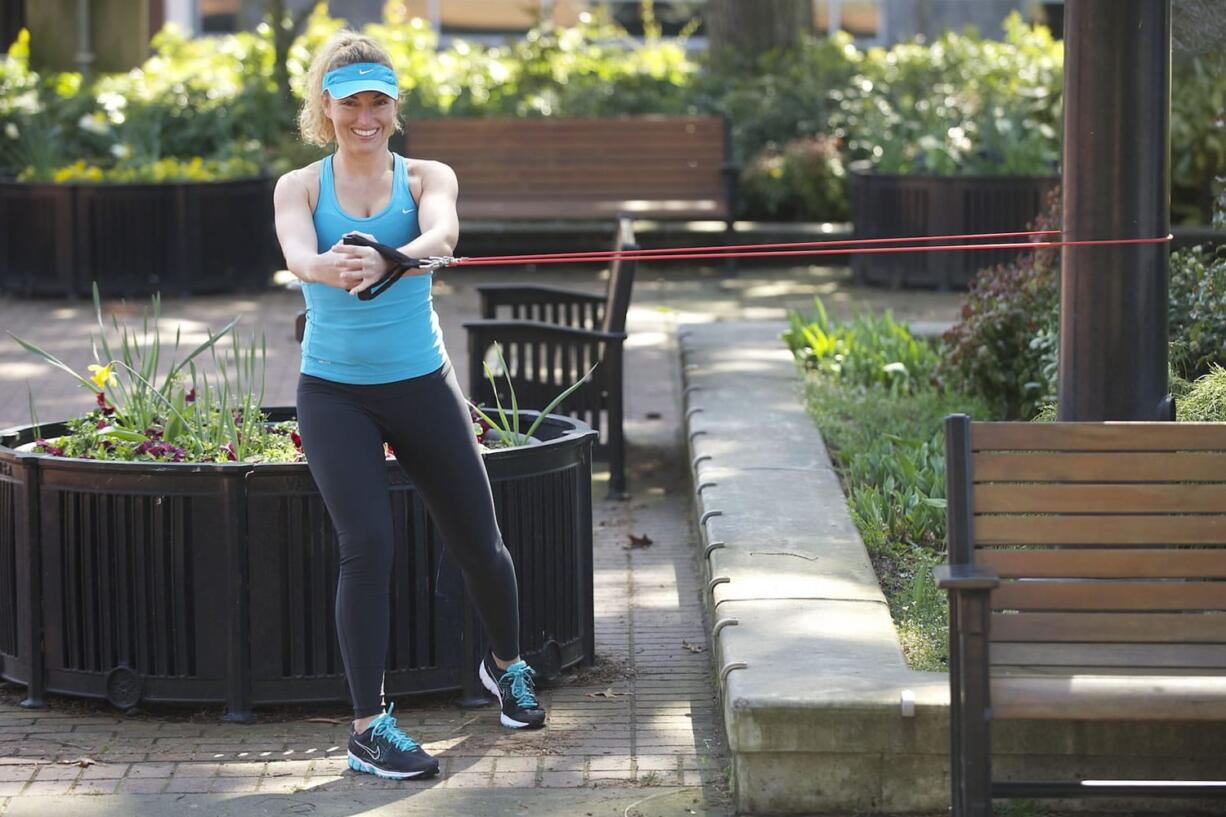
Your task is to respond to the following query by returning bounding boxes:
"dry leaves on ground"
[585,688,629,699]
[625,533,653,549]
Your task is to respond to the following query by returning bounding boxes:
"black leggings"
[296,361,520,718]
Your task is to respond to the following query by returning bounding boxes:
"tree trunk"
[705,0,810,63]
[266,0,317,108]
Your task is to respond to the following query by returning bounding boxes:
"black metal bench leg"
[606,347,627,500]
[948,592,964,817]
[957,590,993,817]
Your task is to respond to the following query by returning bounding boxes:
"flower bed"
[786,196,1226,671]
[0,408,596,720]
[1,291,597,718]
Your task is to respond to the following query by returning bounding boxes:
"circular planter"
[850,168,1059,290]
[0,178,281,297]
[0,409,596,720]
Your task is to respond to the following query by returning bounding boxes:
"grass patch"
[801,370,989,672]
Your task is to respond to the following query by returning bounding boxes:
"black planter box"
[0,178,281,297]
[0,409,596,720]
[850,170,1059,290]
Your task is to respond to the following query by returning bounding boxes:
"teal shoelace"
[502,661,539,709]
[370,704,420,752]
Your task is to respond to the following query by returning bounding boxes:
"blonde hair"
[298,32,401,147]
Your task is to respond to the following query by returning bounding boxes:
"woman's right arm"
[273,169,347,288]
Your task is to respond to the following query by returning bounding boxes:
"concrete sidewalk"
[0,262,961,816]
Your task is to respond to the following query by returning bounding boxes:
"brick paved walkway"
[0,262,960,815]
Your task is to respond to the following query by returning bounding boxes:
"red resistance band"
[446,229,1173,267]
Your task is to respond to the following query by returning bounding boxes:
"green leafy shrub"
[938,188,1061,420]
[23,154,262,183]
[692,33,860,165]
[830,14,1063,176]
[1177,365,1226,421]
[784,298,941,393]
[9,285,296,464]
[802,375,989,670]
[1169,243,1226,381]
[1171,53,1226,224]
[0,3,1218,225]
[740,134,849,221]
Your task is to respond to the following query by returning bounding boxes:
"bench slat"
[992,581,1226,611]
[990,675,1226,720]
[979,549,1226,578]
[972,451,1226,482]
[406,116,731,222]
[991,643,1226,669]
[992,611,1226,643]
[457,199,723,220]
[975,484,1226,513]
[971,422,1226,451]
[975,515,1226,545]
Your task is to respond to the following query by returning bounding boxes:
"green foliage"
[10,284,301,464]
[784,298,941,393]
[1177,365,1226,421]
[802,372,989,670]
[830,14,1063,176]
[740,134,849,221]
[470,342,598,447]
[944,187,1226,419]
[1170,52,1226,224]
[938,188,1061,420]
[0,5,1219,223]
[22,154,262,183]
[692,33,861,164]
[433,11,698,118]
[1169,243,1226,381]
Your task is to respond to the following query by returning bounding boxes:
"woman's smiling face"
[325,90,396,153]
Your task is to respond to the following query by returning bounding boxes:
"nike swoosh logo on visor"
[358,68,374,75]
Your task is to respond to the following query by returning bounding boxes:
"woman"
[273,32,545,782]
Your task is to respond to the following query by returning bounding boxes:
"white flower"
[4,123,18,140]
[110,143,131,160]
[78,113,110,136]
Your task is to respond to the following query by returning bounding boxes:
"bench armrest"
[464,318,626,344]
[477,283,605,307]
[934,563,1000,591]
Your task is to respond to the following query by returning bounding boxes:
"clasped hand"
[316,231,391,296]
[333,231,394,295]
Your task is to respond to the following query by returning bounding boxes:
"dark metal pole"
[1058,0,1172,421]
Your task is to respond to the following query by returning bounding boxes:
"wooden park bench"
[936,414,1226,814]
[400,115,737,229]
[464,219,638,499]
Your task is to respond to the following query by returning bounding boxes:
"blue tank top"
[300,153,446,384]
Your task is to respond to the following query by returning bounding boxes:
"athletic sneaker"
[479,653,547,729]
[346,704,439,779]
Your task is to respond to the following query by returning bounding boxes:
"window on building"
[814,0,882,41]
[604,1,705,38]
[201,0,240,33]
[401,0,704,41]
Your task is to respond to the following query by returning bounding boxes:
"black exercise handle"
[341,233,422,301]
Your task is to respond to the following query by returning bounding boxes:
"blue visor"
[323,62,398,100]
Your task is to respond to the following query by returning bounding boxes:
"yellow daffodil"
[87,363,118,390]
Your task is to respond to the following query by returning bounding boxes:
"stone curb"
[676,320,1226,817]
[677,320,949,815]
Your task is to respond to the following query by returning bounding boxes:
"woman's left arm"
[400,160,459,260]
